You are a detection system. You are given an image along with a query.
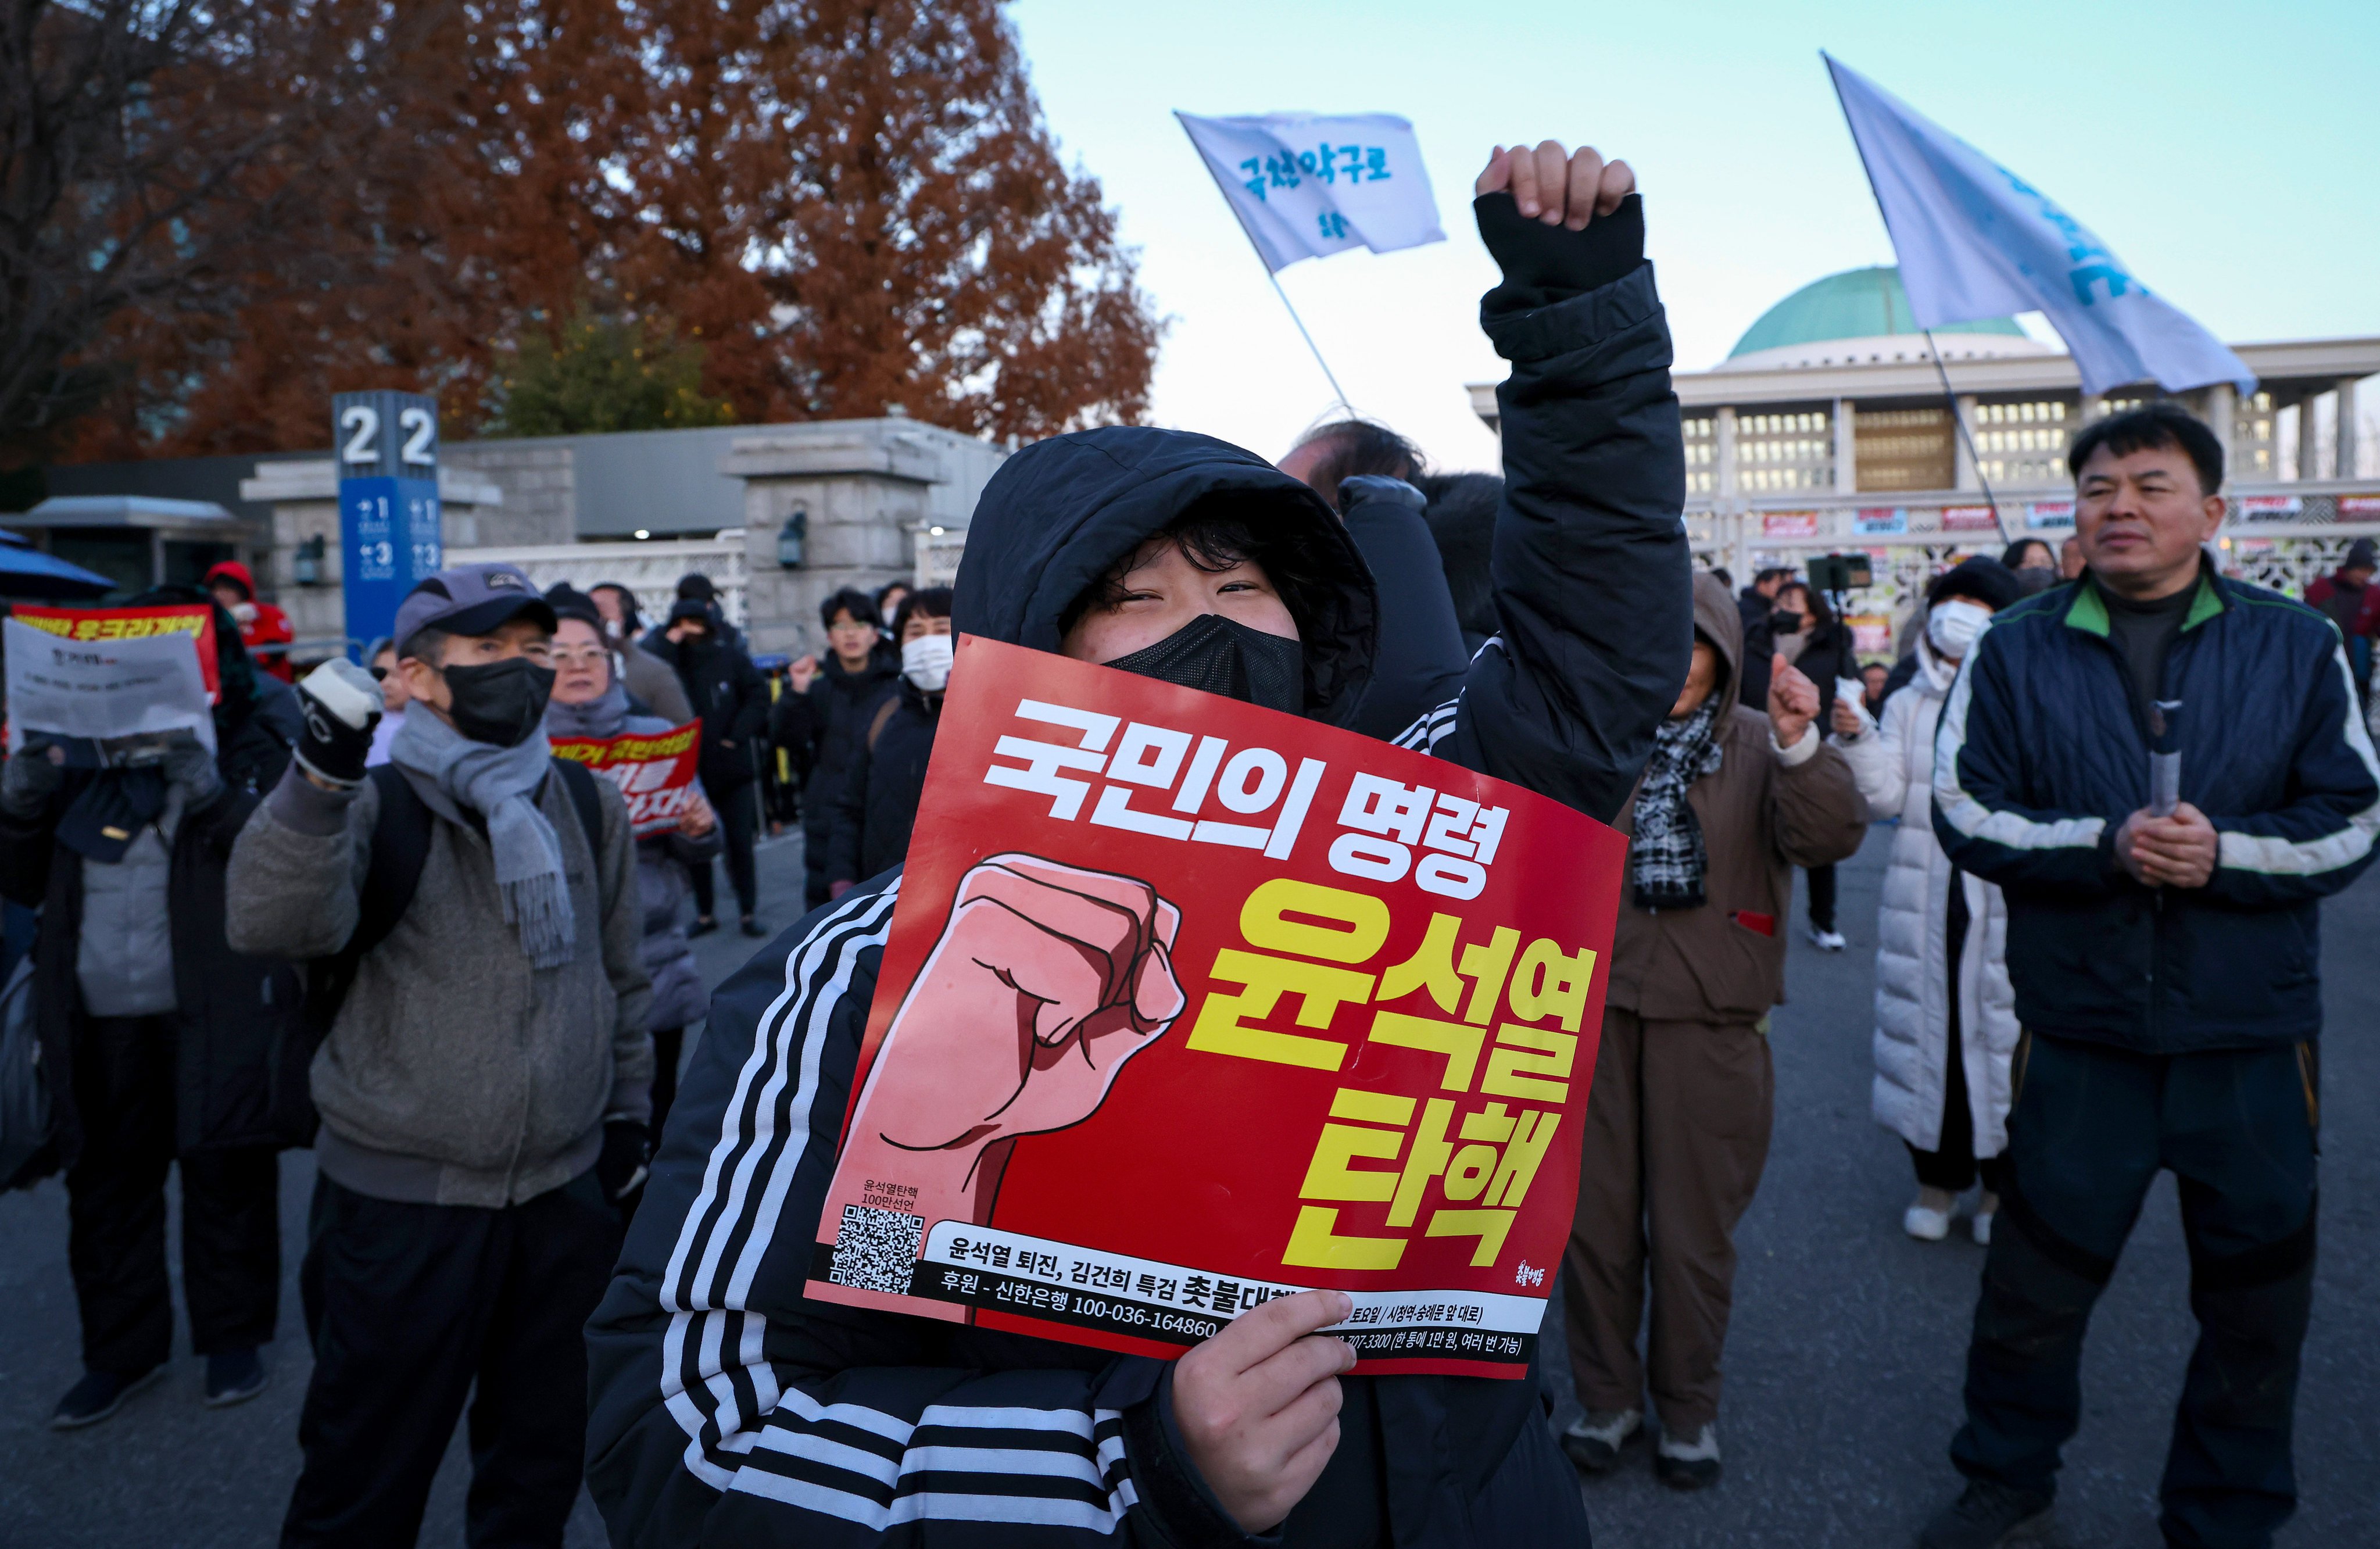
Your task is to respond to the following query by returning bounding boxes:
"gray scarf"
[544,678,631,740]
[1631,699,1724,911]
[391,710,576,967]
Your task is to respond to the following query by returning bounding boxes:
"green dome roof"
[1728,266,2026,359]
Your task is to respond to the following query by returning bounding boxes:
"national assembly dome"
[1717,265,2053,373]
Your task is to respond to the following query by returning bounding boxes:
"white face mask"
[1926,598,1992,661]
[901,632,953,692]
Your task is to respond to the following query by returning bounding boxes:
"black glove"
[0,740,65,817]
[1336,474,1426,523]
[160,729,223,807]
[1475,189,1645,312]
[597,1120,652,1207]
[293,659,382,787]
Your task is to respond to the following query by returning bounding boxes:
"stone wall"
[442,442,574,548]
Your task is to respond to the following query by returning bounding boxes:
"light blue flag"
[1175,112,1444,273]
[1825,54,2254,397]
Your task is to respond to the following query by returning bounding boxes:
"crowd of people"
[0,135,2370,1549]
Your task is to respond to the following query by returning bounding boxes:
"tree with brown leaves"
[58,0,1157,458]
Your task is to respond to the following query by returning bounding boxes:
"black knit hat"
[543,582,605,632]
[1928,556,2023,612]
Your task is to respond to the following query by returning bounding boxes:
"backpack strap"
[866,696,901,754]
[549,756,606,853]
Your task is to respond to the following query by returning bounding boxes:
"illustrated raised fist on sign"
[830,854,1186,1228]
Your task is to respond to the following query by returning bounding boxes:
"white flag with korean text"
[1825,55,2253,397]
[1175,112,1444,273]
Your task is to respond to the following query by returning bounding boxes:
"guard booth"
[2,495,257,600]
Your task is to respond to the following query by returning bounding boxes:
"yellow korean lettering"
[1378,913,1463,1011]
[1458,1103,1518,1143]
[1456,928,1520,1023]
[1482,1024,1579,1104]
[1426,1208,1516,1267]
[1283,1205,1406,1270]
[1386,1097,1456,1228]
[1298,1089,1416,1202]
[1440,1143,1499,1201]
[1486,1110,1562,1208]
[1509,939,1598,1032]
[1240,878,1390,964]
[1369,1010,1485,1092]
[1187,949,1375,1069]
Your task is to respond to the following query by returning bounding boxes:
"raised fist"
[294,658,382,788]
[829,854,1185,1228]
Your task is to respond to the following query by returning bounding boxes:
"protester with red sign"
[0,599,301,1429]
[587,137,1691,1548]
[1559,573,1865,1489]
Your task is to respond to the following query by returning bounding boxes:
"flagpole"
[1923,330,2012,546]
[1262,267,1354,414]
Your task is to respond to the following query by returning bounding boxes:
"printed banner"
[804,636,1626,1379]
[10,604,219,702]
[3,617,216,753]
[2236,495,2303,522]
[2025,500,2075,531]
[1763,512,1821,538]
[1852,508,1907,536]
[547,721,702,835]
[1941,505,2002,532]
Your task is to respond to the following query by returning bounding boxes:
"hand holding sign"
[1173,1288,1357,1533]
[833,856,1185,1231]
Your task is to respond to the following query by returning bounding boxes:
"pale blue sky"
[1010,0,2380,471]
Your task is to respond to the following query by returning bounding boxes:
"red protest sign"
[11,604,220,702]
[804,635,1627,1378]
[548,721,702,835]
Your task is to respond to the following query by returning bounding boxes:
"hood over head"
[1690,570,1743,711]
[204,560,256,601]
[950,426,1377,722]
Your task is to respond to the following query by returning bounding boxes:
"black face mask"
[1770,609,1804,636]
[441,657,557,747]
[1103,613,1303,715]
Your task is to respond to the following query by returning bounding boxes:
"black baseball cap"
[394,563,557,659]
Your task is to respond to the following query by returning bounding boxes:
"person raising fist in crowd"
[585,135,1691,1547]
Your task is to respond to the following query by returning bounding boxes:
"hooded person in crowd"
[649,598,768,937]
[822,585,951,899]
[578,581,697,725]
[1413,471,1502,654]
[583,137,1690,1548]
[206,561,296,683]
[0,596,302,1429]
[1277,421,1471,742]
[544,589,720,1139]
[1830,557,2023,1247]
[1769,577,1858,952]
[2314,537,2379,710]
[770,586,900,911]
[1561,571,1865,1490]
[226,561,653,1548]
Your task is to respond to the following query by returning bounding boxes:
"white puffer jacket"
[1834,642,2019,1156]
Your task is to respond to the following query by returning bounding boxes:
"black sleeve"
[1337,477,1472,741]
[825,735,869,885]
[0,798,60,908]
[730,656,771,746]
[1405,193,1692,825]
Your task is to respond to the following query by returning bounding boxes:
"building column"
[2202,384,2236,488]
[1715,406,1739,499]
[2337,378,2360,480]
[2297,393,2325,482]
[720,435,947,658]
[1833,398,1857,494]
[238,460,504,656]
[1953,395,1978,491]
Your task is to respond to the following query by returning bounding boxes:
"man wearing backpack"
[226,562,653,1549]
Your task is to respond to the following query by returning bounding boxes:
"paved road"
[3,826,2374,1546]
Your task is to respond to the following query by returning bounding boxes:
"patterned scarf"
[1630,699,1724,910]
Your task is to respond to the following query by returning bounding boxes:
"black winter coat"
[1337,477,1471,742]
[0,768,305,1178]
[656,635,768,792]
[822,678,938,888]
[770,652,900,872]
[584,191,1687,1548]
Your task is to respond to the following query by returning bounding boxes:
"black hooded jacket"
[771,648,901,880]
[585,192,1690,1548]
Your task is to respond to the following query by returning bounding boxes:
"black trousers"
[66,1013,280,1375]
[1907,873,2005,1195]
[1952,1033,2318,1549]
[1805,861,1837,932]
[282,1171,622,1549]
[689,781,758,918]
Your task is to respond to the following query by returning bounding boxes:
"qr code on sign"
[828,1205,924,1295]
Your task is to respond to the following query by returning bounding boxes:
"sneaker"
[203,1348,267,1408]
[1972,1197,1998,1247]
[1654,1421,1721,1490]
[1806,925,1848,951]
[1916,1478,2054,1548]
[1559,1408,1642,1474]
[51,1365,163,1430]
[740,915,767,938]
[687,916,720,939]
[1905,1186,1956,1242]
